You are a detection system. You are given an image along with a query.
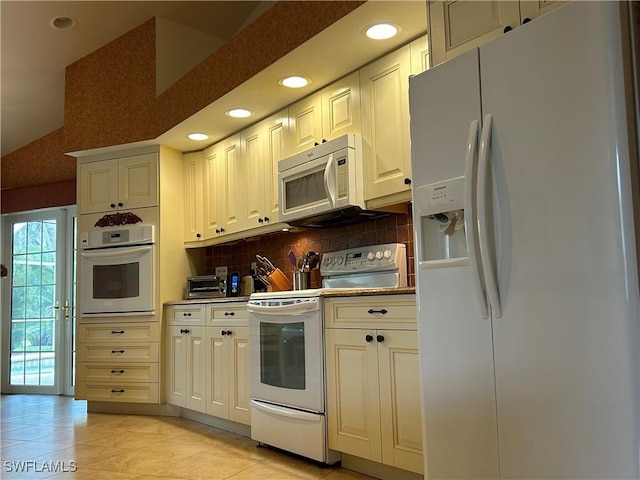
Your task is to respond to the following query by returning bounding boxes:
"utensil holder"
[267,268,293,291]
[293,271,311,290]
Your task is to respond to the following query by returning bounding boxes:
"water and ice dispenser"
[415,176,469,266]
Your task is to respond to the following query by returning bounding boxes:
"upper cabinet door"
[360,46,412,204]
[321,71,361,141]
[287,93,322,155]
[203,143,226,239]
[240,122,267,230]
[263,110,288,223]
[430,1,521,67]
[519,0,567,23]
[117,153,158,210]
[221,134,244,234]
[78,159,119,214]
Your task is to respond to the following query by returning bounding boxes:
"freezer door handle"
[464,119,489,319]
[477,114,502,318]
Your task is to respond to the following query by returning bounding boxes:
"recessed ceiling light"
[365,23,399,40]
[280,76,310,88]
[226,108,252,118]
[49,16,77,30]
[188,133,209,141]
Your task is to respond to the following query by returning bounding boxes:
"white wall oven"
[79,225,155,316]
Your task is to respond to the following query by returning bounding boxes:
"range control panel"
[320,243,407,276]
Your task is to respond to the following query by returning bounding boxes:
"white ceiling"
[1,1,428,159]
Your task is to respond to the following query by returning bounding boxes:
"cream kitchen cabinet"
[239,110,287,230]
[360,47,413,207]
[183,151,204,243]
[325,295,423,475]
[78,152,158,215]
[205,303,250,425]
[287,71,361,155]
[76,322,160,404]
[202,142,227,240]
[429,0,566,67]
[166,305,207,412]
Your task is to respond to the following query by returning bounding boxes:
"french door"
[1,207,77,395]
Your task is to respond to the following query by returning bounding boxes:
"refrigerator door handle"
[464,119,489,319]
[477,114,502,318]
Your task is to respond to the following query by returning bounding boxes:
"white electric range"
[247,243,407,464]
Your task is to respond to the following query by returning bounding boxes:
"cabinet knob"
[216,229,220,234]
[376,335,385,343]
[220,228,225,233]
[404,178,412,185]
[367,309,388,315]
[314,142,320,146]
[365,334,374,343]
[196,233,201,238]
[263,216,269,222]
[258,218,264,223]
[110,203,116,208]
[522,17,531,24]
[503,25,513,33]
[226,330,232,336]
[118,202,123,207]
[221,330,227,336]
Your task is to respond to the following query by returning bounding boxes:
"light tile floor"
[0,395,376,480]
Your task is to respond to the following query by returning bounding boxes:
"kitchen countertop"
[164,287,415,306]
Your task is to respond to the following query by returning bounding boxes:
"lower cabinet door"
[228,326,251,425]
[325,328,382,462]
[185,326,206,413]
[206,327,230,418]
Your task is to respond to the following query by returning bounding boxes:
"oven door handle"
[81,245,152,258]
[250,400,321,422]
[247,299,319,315]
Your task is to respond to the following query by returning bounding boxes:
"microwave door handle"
[323,153,336,207]
[80,245,152,258]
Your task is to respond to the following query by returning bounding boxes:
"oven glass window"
[285,170,326,210]
[260,321,305,389]
[93,263,139,299]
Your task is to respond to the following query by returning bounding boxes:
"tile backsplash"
[204,208,415,289]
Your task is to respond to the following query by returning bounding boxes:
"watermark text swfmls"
[3,460,78,473]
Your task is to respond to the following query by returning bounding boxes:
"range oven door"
[248,297,324,413]
[80,244,154,316]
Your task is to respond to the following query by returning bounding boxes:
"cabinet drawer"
[77,343,159,362]
[77,323,159,343]
[77,363,159,383]
[76,383,159,404]
[167,306,205,325]
[207,304,247,325]
[325,295,417,329]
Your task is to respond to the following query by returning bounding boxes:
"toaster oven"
[187,275,227,299]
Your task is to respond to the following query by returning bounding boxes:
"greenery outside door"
[1,207,77,395]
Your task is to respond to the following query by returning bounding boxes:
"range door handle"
[250,399,321,422]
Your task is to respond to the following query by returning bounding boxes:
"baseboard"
[181,408,251,438]
[86,401,181,416]
[341,454,424,480]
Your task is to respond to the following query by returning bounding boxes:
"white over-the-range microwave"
[278,133,385,228]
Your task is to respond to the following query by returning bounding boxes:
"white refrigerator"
[409,2,639,479]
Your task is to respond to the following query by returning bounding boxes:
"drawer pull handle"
[111,350,125,354]
[224,312,235,316]
[367,309,388,315]
[111,389,125,394]
[111,330,125,334]
[365,334,374,343]
[110,370,125,374]
[182,312,192,317]
[180,329,190,334]
[377,335,385,343]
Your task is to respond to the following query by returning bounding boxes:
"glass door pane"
[9,217,58,389]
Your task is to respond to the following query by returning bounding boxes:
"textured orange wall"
[1,179,76,213]
[1,1,364,214]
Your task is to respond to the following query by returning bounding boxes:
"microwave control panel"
[337,156,348,199]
